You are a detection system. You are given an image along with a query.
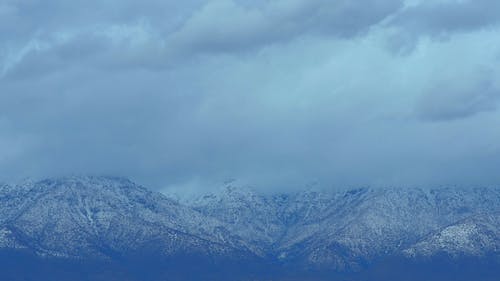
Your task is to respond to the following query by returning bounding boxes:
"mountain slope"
[0,177,253,260]
[405,212,500,258]
[0,177,499,280]
[185,185,500,270]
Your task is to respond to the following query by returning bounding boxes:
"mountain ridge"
[1,176,499,280]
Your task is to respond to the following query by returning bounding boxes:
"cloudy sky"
[1,0,500,192]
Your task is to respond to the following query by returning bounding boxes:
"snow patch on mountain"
[404,213,500,258]
[1,177,499,270]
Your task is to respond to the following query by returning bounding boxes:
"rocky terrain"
[0,176,498,280]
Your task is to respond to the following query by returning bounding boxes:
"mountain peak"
[0,178,499,275]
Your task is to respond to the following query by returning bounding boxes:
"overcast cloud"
[1,0,500,192]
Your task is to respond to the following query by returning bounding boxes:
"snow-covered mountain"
[184,185,500,270]
[0,177,253,260]
[1,177,499,280]
[404,212,500,258]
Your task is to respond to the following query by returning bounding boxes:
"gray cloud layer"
[391,0,500,34]
[1,0,500,191]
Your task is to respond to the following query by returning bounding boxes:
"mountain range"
[0,176,498,281]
